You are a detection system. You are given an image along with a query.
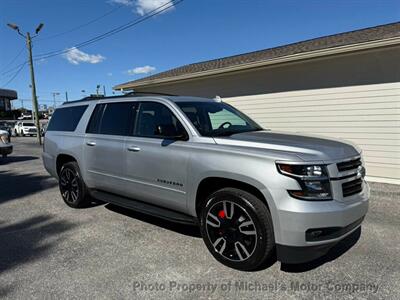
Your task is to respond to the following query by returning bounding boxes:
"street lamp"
[7,22,44,145]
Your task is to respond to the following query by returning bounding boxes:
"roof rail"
[62,91,177,105]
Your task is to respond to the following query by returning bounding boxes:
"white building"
[115,23,400,184]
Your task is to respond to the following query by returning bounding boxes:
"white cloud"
[107,72,113,76]
[126,65,156,75]
[63,47,106,65]
[109,0,174,15]
[109,0,134,6]
[135,0,174,15]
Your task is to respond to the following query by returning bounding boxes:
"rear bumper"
[42,152,57,178]
[0,144,13,155]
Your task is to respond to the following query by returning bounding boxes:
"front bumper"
[0,144,13,155]
[23,130,37,135]
[266,178,369,253]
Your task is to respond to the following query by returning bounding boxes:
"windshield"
[176,101,263,137]
[23,123,35,126]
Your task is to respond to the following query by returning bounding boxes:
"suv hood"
[213,130,360,162]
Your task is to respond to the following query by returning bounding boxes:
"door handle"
[127,146,141,152]
[86,141,96,146]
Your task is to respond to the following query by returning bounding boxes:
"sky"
[0,0,399,109]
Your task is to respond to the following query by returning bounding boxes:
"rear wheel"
[200,188,275,271]
[59,161,90,208]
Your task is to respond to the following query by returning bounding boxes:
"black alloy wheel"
[59,161,89,208]
[200,188,275,271]
[206,200,257,262]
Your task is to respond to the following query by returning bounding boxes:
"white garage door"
[225,82,400,184]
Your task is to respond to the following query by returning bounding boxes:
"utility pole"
[27,32,41,144]
[52,92,60,108]
[103,85,106,97]
[65,91,69,102]
[7,22,44,145]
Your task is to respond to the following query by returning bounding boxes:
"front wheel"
[200,188,275,271]
[59,161,90,208]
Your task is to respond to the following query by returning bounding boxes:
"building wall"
[0,98,11,112]
[225,82,400,184]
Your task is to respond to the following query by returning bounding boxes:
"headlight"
[276,163,332,201]
[0,134,9,144]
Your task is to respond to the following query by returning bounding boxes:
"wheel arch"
[56,153,77,176]
[194,175,273,219]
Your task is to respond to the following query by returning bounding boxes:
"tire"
[59,161,90,208]
[200,188,275,271]
[2,154,6,158]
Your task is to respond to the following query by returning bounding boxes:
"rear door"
[84,101,137,195]
[123,101,191,213]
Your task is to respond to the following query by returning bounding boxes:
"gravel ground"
[0,137,399,299]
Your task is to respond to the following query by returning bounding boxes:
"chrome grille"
[342,178,363,197]
[337,157,361,172]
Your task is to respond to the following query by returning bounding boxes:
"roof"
[114,22,400,90]
[0,88,17,100]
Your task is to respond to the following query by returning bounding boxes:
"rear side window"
[47,105,88,132]
[86,102,136,136]
[86,104,104,134]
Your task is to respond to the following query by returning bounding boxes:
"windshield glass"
[176,101,263,137]
[23,123,35,126]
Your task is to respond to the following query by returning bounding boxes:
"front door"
[124,101,190,213]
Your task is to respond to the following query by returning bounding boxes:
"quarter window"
[47,105,88,132]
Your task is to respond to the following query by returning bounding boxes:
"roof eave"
[113,37,400,91]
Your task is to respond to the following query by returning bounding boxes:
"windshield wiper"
[213,128,263,137]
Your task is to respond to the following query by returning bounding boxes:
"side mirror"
[156,125,189,141]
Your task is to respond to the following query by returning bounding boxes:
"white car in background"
[0,129,12,158]
[14,121,38,137]
[18,114,33,120]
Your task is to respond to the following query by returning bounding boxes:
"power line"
[1,61,28,76]
[0,47,25,73]
[1,62,26,88]
[2,1,183,78]
[34,0,183,61]
[37,5,123,41]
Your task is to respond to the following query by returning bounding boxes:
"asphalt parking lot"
[0,137,399,299]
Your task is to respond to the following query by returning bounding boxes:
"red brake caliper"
[218,210,225,235]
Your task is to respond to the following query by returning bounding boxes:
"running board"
[90,190,197,225]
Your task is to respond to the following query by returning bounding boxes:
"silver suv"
[43,93,369,270]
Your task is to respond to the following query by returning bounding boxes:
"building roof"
[0,88,17,100]
[114,22,400,90]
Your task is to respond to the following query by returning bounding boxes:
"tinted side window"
[98,102,136,136]
[47,105,88,132]
[86,104,105,134]
[134,102,187,139]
